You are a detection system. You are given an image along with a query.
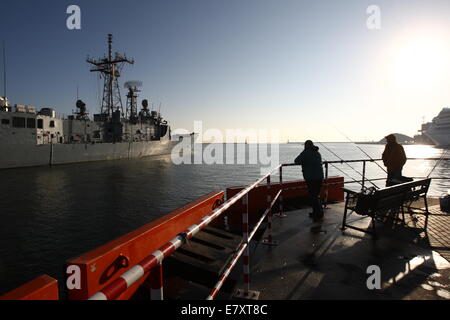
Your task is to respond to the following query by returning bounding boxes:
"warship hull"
[0,138,178,169]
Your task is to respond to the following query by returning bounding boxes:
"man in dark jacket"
[294,140,324,224]
[382,134,407,186]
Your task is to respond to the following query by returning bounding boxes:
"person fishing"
[295,140,324,227]
[382,134,407,186]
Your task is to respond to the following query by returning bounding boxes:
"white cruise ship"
[423,108,450,147]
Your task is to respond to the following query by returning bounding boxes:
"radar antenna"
[124,80,142,121]
[75,99,89,120]
[87,34,134,118]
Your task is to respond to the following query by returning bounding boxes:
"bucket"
[440,192,450,213]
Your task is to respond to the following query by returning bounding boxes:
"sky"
[1,0,450,142]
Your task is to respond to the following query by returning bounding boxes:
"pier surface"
[236,199,450,300]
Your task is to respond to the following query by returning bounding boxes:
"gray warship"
[0,35,178,169]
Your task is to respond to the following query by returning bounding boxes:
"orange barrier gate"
[65,191,224,300]
[85,164,287,300]
[0,275,59,300]
[85,164,289,300]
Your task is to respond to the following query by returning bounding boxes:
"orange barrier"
[0,275,59,300]
[66,191,224,300]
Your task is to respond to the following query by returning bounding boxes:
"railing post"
[267,175,273,243]
[324,162,329,209]
[235,193,256,298]
[262,175,278,246]
[362,160,366,191]
[243,193,250,294]
[150,263,164,300]
[277,166,286,217]
[233,192,260,300]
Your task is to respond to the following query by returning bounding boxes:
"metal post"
[277,166,286,217]
[267,175,272,243]
[362,160,366,191]
[262,175,278,246]
[49,141,54,166]
[243,193,250,294]
[233,193,260,300]
[150,263,164,300]
[324,162,329,208]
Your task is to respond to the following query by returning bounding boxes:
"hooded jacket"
[294,146,324,181]
[382,142,406,173]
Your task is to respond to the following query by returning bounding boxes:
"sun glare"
[387,33,450,90]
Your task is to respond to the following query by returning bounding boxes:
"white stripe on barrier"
[153,250,164,264]
[170,238,182,249]
[121,265,145,288]
[187,224,198,234]
[223,269,231,279]
[88,292,108,300]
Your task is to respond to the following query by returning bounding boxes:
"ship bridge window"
[49,120,55,128]
[12,117,26,128]
[37,119,43,129]
[26,118,36,128]
[1,119,9,125]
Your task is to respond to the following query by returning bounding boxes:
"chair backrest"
[404,178,431,200]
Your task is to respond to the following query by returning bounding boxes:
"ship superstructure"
[422,108,450,147]
[0,35,176,169]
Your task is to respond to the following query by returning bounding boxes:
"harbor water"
[0,143,448,295]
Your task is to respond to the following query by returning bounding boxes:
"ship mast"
[124,81,142,122]
[2,40,6,101]
[87,34,134,118]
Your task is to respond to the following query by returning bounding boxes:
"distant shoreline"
[196,142,435,145]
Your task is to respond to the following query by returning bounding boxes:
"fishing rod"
[427,149,449,178]
[331,125,388,174]
[327,161,367,189]
[314,141,380,189]
[299,128,378,189]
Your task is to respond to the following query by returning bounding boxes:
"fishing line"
[315,140,380,189]
[297,128,373,189]
[327,161,366,189]
[331,124,389,175]
[427,149,449,178]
